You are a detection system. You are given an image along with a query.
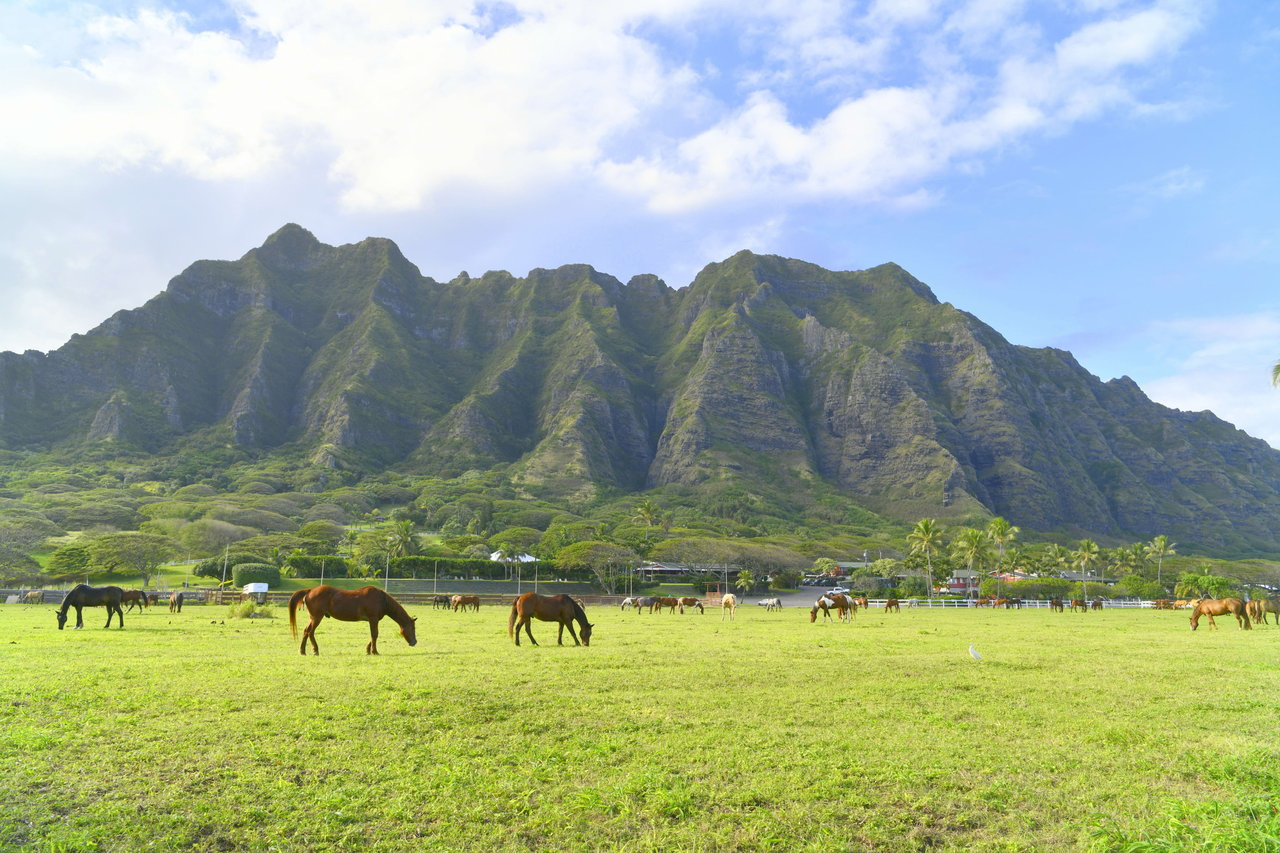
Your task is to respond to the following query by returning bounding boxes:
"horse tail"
[508,599,518,638]
[288,588,308,639]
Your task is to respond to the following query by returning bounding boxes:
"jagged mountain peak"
[3,226,1279,555]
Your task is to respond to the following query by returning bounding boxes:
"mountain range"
[3,224,1279,554]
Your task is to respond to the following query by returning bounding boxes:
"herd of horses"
[43,582,1276,655]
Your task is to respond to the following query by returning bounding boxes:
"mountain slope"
[3,225,1279,553]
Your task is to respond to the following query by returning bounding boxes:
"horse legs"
[107,604,123,629]
[74,605,84,629]
[367,619,380,655]
[300,615,322,655]
[522,617,538,646]
[562,620,580,646]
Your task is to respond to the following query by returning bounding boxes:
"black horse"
[56,584,125,630]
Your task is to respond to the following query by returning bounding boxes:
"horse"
[1009,598,1024,609]
[633,596,658,613]
[431,594,453,610]
[508,592,593,647]
[1049,598,1064,613]
[23,589,43,605]
[289,585,418,655]
[1090,599,1104,611]
[757,598,782,612]
[655,597,682,614]
[169,591,184,613]
[56,584,125,630]
[620,597,637,611]
[678,597,704,614]
[1070,599,1087,613]
[884,598,901,613]
[854,597,869,609]
[1189,598,1251,631]
[1246,597,1279,625]
[993,598,1009,609]
[974,597,992,608]
[451,594,480,612]
[1153,599,1173,610]
[122,590,150,613]
[809,595,852,623]
[721,593,738,621]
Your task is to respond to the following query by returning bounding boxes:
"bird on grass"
[969,643,982,661]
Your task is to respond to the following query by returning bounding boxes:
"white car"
[828,586,851,595]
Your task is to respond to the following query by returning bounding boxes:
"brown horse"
[1049,598,1064,613]
[122,590,149,613]
[884,598,901,613]
[169,591,184,613]
[1189,598,1251,631]
[451,594,480,612]
[289,585,418,655]
[854,596,869,609]
[56,584,125,630]
[1070,599,1087,613]
[678,596,704,614]
[1249,598,1279,625]
[655,597,681,614]
[809,595,853,623]
[508,593,592,646]
[1090,599,1104,611]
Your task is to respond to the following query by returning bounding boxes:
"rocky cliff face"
[4,224,1280,552]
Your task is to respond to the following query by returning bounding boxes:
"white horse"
[757,597,782,611]
[620,597,636,611]
[721,593,738,621]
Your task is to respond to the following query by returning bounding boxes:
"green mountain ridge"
[3,224,1279,554]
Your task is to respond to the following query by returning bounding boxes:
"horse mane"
[380,589,414,626]
[569,596,590,626]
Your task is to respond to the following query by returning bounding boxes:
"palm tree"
[951,528,993,598]
[908,518,944,601]
[1273,360,1280,387]
[1144,535,1175,589]
[1073,539,1101,600]
[385,521,420,560]
[986,516,1019,597]
[633,498,662,541]
[735,569,755,595]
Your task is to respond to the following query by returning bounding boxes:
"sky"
[3,0,1279,445]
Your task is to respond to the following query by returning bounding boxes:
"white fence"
[866,598,1157,609]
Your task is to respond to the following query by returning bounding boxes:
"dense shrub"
[232,563,281,586]
[285,554,350,579]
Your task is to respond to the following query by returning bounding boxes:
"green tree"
[811,557,839,577]
[735,569,756,594]
[632,498,662,544]
[47,542,93,582]
[87,532,174,585]
[908,518,944,600]
[554,541,636,594]
[1144,535,1175,588]
[1073,539,1101,600]
[385,521,420,560]
[950,528,993,598]
[985,517,1019,568]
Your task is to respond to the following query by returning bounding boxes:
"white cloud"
[1141,313,1280,448]
[0,0,1209,214]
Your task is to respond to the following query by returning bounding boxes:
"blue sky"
[3,0,1279,445]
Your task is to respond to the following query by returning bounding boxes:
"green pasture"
[1,602,1277,852]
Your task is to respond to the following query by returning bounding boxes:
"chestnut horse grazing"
[289,586,418,655]
[451,594,480,612]
[885,598,901,613]
[169,591,184,613]
[508,593,593,647]
[57,584,125,630]
[655,597,681,614]
[122,590,149,613]
[1189,598,1251,631]
[678,597,704,614]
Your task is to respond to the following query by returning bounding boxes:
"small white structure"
[243,582,268,603]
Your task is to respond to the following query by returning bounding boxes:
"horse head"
[402,616,419,647]
[56,609,67,630]
[580,622,593,646]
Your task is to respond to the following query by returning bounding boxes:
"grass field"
[1,600,1277,852]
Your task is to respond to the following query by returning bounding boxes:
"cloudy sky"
[3,0,1279,445]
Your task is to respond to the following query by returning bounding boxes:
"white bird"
[969,643,982,661]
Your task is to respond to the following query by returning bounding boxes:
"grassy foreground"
[0,602,1277,852]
